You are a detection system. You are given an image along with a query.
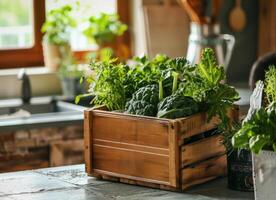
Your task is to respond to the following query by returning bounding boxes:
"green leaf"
[273,143,276,152]
[232,129,250,148]
[249,135,268,154]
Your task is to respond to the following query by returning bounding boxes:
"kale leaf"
[125,85,159,116]
[157,94,199,119]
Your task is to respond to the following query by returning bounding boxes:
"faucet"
[17,69,32,104]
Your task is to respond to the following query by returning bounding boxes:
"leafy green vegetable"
[41,5,76,45]
[180,48,240,128]
[125,85,159,116]
[232,103,276,154]
[232,66,276,154]
[220,122,241,153]
[88,59,127,110]
[157,94,199,119]
[264,65,276,104]
[83,13,127,45]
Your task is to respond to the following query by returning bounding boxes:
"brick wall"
[0,125,83,173]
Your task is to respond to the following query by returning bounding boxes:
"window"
[0,0,45,68]
[46,0,117,51]
[0,0,129,68]
[0,0,34,49]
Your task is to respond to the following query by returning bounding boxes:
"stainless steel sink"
[0,97,85,118]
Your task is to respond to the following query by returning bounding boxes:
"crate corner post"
[84,109,93,175]
[168,121,180,189]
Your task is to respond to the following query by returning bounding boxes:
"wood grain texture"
[181,134,225,168]
[176,112,220,142]
[85,107,238,191]
[92,111,169,148]
[168,121,179,187]
[258,0,276,56]
[84,110,93,175]
[91,110,171,185]
[0,0,45,68]
[182,155,227,190]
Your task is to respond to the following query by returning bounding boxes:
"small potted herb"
[232,66,276,200]
[82,13,128,61]
[41,5,76,72]
[222,123,254,191]
[83,13,127,47]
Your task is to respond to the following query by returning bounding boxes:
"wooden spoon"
[229,0,247,32]
[177,0,206,24]
[210,0,223,24]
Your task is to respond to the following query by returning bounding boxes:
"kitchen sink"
[0,97,85,119]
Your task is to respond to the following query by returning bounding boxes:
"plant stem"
[159,80,163,101]
[172,71,179,94]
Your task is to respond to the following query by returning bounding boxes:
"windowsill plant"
[41,5,76,72]
[82,13,128,61]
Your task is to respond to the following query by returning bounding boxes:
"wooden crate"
[84,106,239,191]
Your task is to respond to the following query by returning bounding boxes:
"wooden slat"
[92,111,169,149]
[181,155,227,190]
[93,139,169,156]
[258,0,276,56]
[93,144,170,184]
[181,134,225,168]
[84,110,93,175]
[176,113,219,141]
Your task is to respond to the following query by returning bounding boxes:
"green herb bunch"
[41,5,76,45]
[78,48,239,126]
[83,13,127,45]
[180,48,240,128]
[87,58,127,111]
[232,66,276,154]
[264,65,276,104]
[232,102,276,154]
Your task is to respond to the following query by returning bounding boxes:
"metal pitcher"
[186,22,235,71]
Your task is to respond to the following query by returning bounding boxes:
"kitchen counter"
[0,164,254,200]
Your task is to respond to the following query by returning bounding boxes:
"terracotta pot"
[42,42,71,72]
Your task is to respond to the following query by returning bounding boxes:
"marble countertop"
[0,164,254,200]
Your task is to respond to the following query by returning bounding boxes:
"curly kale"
[157,94,199,119]
[125,85,159,116]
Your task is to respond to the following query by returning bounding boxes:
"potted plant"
[58,55,85,98]
[232,66,276,199]
[222,123,254,191]
[41,5,76,72]
[82,13,128,60]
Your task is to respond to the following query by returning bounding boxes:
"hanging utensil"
[177,0,206,24]
[229,0,247,32]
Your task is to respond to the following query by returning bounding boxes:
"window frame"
[0,0,45,69]
[0,0,130,69]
